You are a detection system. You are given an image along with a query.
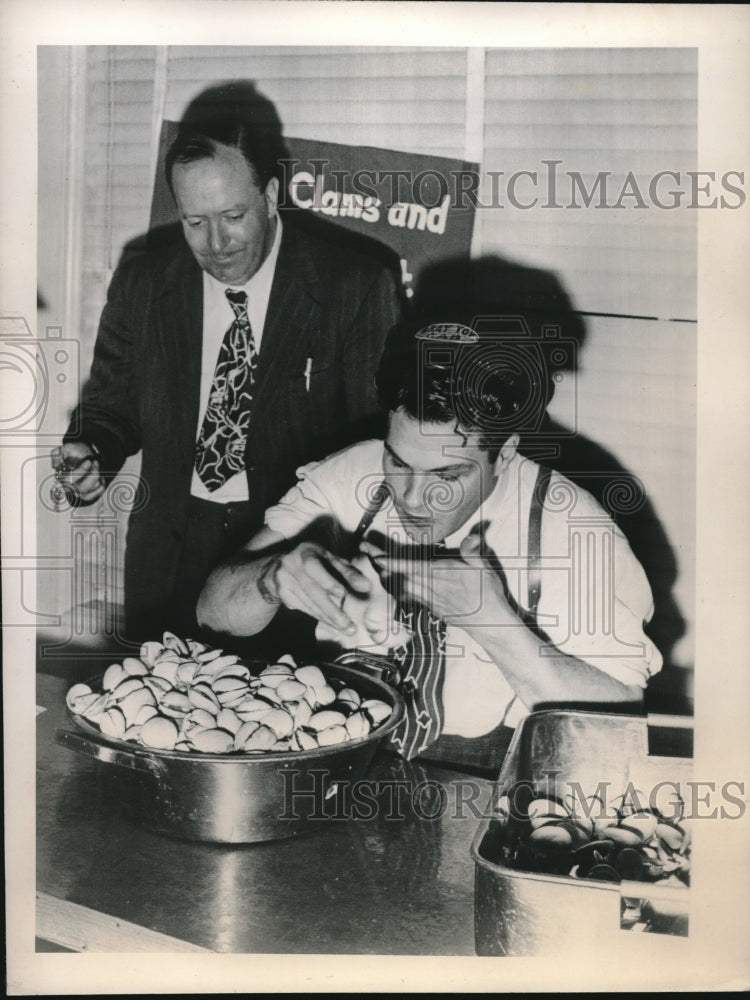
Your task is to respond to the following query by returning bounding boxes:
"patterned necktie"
[386,545,448,761]
[195,289,258,491]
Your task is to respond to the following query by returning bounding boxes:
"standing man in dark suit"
[52,82,403,643]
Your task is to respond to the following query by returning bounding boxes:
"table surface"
[37,669,493,955]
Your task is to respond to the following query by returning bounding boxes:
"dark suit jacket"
[66,217,403,627]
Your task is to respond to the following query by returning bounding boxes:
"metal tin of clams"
[55,657,404,844]
[471,710,693,955]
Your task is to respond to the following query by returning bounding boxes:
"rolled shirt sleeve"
[533,487,663,688]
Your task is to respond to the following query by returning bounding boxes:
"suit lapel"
[249,223,321,423]
[149,225,319,469]
[154,243,204,460]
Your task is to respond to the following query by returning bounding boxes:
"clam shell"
[188,684,221,714]
[139,715,178,750]
[210,675,249,695]
[100,707,127,740]
[152,660,180,685]
[159,690,192,718]
[102,663,126,692]
[361,699,391,725]
[183,708,218,732]
[276,653,298,668]
[176,662,200,688]
[317,724,349,747]
[121,657,149,677]
[656,822,685,852]
[118,686,157,726]
[530,814,570,831]
[195,647,224,663]
[234,720,260,749]
[344,712,371,740]
[311,683,336,708]
[292,729,319,751]
[292,699,314,728]
[216,708,242,734]
[216,689,249,709]
[139,641,165,667]
[135,703,159,726]
[529,824,574,852]
[66,683,93,712]
[335,687,361,711]
[259,707,295,739]
[189,727,234,753]
[257,666,294,689]
[277,678,307,702]
[242,724,277,751]
[308,710,348,732]
[620,811,658,842]
[604,826,643,848]
[211,663,251,683]
[110,676,146,702]
[235,698,273,722]
[162,631,189,656]
[200,653,240,673]
[294,664,327,689]
[70,691,105,716]
[142,675,172,697]
[527,798,569,821]
[187,639,209,658]
[593,814,620,837]
[80,693,109,723]
[255,685,282,705]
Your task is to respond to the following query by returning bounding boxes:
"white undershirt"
[190,214,283,503]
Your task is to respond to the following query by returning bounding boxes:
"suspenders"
[526,464,552,624]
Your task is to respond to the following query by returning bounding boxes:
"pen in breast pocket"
[304,356,312,392]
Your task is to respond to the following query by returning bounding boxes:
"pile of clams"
[492,781,691,889]
[66,632,392,754]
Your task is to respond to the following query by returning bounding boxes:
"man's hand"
[51,442,106,505]
[360,533,518,628]
[268,541,372,636]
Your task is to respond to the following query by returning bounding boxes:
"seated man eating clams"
[197,319,661,768]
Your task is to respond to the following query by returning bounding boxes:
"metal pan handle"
[333,650,401,687]
[54,727,165,780]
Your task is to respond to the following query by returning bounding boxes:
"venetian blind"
[481,47,698,320]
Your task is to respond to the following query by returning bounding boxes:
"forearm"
[463,619,644,710]
[197,552,281,637]
[65,263,144,473]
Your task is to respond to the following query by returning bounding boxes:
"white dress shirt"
[263,441,663,737]
[190,215,283,503]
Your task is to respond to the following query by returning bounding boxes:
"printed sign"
[149,123,478,297]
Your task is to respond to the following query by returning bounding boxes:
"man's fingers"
[459,533,483,561]
[276,556,358,634]
[283,582,357,635]
[326,552,371,595]
[76,474,106,500]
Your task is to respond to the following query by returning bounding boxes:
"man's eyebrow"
[384,441,476,473]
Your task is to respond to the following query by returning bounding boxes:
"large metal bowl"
[54,656,404,844]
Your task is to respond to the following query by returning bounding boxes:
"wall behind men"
[36,45,696,701]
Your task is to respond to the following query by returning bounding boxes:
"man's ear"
[264,176,280,217]
[493,433,520,475]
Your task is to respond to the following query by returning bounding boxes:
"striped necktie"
[195,288,258,491]
[386,543,448,761]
